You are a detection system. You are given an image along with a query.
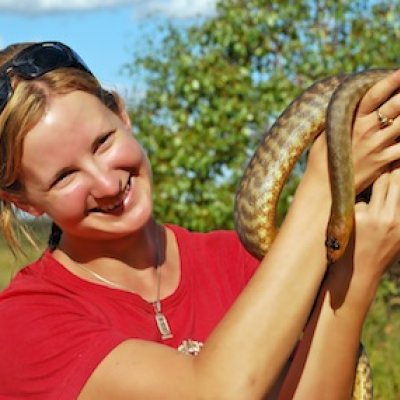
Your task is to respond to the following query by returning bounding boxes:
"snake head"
[326,214,353,264]
[325,236,342,264]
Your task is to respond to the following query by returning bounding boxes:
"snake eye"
[325,237,341,251]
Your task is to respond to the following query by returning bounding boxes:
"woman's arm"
[78,71,400,400]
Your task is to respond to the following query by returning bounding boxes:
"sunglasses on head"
[0,41,93,113]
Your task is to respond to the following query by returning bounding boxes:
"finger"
[357,70,400,116]
[379,140,400,167]
[384,169,400,217]
[354,201,368,213]
[373,116,400,147]
[373,94,400,130]
[368,172,390,211]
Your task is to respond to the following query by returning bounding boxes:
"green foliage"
[364,278,400,399]
[127,0,400,232]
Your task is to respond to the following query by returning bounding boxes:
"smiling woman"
[20,90,153,242]
[1,40,400,400]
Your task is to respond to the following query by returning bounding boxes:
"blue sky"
[0,0,216,100]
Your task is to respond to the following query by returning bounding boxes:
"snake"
[234,69,396,399]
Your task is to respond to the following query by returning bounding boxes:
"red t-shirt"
[0,225,259,399]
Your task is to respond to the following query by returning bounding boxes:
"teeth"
[97,178,131,213]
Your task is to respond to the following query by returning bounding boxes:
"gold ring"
[376,108,394,129]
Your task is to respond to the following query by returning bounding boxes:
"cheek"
[45,185,88,222]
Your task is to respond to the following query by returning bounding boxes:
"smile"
[92,176,132,213]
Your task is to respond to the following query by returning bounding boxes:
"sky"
[0,0,217,99]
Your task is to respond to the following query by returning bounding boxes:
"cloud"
[133,0,216,19]
[0,0,133,13]
[0,0,216,19]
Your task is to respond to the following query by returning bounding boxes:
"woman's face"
[19,90,153,241]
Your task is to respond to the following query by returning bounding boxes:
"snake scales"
[234,69,395,399]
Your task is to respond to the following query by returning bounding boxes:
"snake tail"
[234,75,344,259]
[325,69,395,264]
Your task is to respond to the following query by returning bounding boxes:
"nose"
[89,165,121,199]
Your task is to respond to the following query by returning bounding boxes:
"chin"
[66,206,153,242]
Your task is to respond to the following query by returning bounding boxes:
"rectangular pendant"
[155,312,173,340]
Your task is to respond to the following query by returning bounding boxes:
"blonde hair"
[0,42,122,254]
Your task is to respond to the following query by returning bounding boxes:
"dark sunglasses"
[0,41,93,113]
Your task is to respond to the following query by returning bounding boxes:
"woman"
[0,41,399,399]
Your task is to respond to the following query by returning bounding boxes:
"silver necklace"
[73,243,173,341]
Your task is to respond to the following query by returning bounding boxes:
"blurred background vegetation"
[1,0,400,397]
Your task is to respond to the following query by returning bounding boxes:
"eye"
[49,169,76,189]
[93,131,115,153]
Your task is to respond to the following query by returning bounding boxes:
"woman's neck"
[51,221,180,301]
[56,219,163,270]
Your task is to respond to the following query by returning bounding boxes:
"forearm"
[195,173,331,399]
[279,254,378,399]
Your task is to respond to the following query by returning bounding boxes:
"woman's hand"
[352,70,400,193]
[305,70,400,194]
[330,168,400,308]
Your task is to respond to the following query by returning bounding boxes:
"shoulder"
[0,250,93,343]
[167,224,260,279]
[0,252,48,299]
[1,250,80,303]
[0,251,128,399]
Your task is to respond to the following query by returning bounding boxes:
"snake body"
[234,69,395,399]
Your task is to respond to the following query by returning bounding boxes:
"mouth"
[91,175,132,214]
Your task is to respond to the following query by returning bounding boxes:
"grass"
[0,224,398,398]
[0,220,49,289]
[363,280,400,399]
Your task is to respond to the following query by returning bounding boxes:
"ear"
[0,191,44,217]
[16,202,44,217]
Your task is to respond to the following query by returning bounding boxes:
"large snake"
[234,69,395,399]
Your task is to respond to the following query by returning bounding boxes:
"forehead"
[21,91,116,182]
